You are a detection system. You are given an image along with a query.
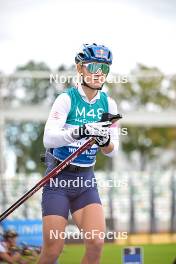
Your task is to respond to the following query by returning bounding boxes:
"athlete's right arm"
[43,93,77,148]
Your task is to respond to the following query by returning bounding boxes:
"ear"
[76,63,82,74]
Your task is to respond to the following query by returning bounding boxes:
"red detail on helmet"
[95,49,108,59]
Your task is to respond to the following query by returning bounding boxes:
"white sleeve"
[43,93,77,148]
[103,97,120,157]
[0,242,6,253]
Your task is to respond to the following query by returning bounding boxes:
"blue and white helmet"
[75,43,113,65]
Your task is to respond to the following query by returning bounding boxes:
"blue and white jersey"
[43,85,119,167]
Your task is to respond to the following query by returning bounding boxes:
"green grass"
[59,243,176,264]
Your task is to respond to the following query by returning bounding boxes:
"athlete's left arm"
[100,97,119,157]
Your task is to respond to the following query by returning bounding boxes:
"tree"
[107,64,176,233]
[108,64,175,171]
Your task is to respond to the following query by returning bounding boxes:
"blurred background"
[0,0,176,263]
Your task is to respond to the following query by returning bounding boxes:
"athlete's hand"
[71,121,111,140]
[95,134,110,147]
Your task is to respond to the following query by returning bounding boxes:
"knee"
[42,242,64,259]
[90,237,104,249]
[85,238,104,260]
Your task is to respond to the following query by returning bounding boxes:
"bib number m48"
[76,106,104,120]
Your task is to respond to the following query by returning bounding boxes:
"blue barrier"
[1,219,42,246]
[123,247,143,264]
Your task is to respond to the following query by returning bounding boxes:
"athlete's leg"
[37,215,67,264]
[38,183,70,264]
[38,150,71,263]
[72,203,106,264]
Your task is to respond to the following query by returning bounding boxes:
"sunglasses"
[83,62,110,75]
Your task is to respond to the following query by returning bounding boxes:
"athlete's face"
[7,237,17,247]
[77,63,108,89]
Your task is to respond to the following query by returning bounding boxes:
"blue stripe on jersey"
[53,146,98,165]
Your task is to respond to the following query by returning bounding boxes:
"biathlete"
[0,230,28,264]
[37,43,119,264]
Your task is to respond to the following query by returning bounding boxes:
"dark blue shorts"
[41,152,101,220]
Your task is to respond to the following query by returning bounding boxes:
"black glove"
[95,134,111,147]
